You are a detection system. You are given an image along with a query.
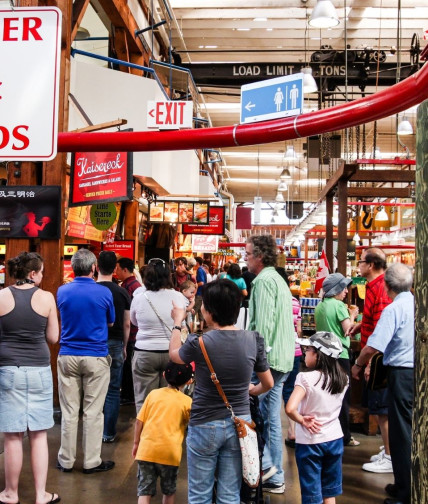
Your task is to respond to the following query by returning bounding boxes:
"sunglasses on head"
[148,258,166,267]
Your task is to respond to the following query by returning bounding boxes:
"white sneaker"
[262,482,285,494]
[370,446,385,462]
[362,454,393,473]
[262,466,278,483]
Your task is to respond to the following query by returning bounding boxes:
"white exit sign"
[147,100,193,130]
[0,7,62,161]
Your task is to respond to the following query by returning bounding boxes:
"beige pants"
[57,355,111,470]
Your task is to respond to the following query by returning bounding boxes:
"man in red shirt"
[349,247,392,473]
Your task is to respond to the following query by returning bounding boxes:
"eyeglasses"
[148,258,166,267]
[357,260,367,265]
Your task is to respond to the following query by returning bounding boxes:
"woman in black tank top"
[0,252,60,504]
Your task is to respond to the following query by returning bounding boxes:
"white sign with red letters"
[0,7,62,161]
[147,100,193,130]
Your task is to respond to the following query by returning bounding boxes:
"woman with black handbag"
[169,279,273,504]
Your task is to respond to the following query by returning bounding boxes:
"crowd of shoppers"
[0,242,415,504]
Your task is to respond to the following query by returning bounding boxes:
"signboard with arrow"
[240,73,303,124]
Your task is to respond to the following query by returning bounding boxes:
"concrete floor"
[0,405,393,504]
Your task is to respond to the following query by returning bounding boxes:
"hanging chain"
[356,125,360,160]
[348,127,354,163]
[362,124,367,158]
[318,135,323,192]
[372,121,378,186]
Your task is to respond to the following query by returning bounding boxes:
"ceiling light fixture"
[375,206,389,225]
[275,191,285,203]
[278,181,288,192]
[280,167,291,179]
[309,0,340,28]
[75,26,91,40]
[397,116,413,135]
[302,67,318,94]
[284,145,297,161]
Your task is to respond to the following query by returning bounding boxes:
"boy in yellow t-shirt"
[132,361,193,504]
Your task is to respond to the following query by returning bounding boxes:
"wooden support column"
[413,99,428,504]
[40,0,72,406]
[326,195,334,272]
[337,179,348,275]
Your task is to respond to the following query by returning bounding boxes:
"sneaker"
[370,446,385,462]
[262,482,285,494]
[262,466,278,483]
[102,436,116,444]
[345,436,361,446]
[362,454,393,473]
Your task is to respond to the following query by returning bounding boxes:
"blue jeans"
[256,368,288,485]
[282,355,301,405]
[103,340,124,440]
[186,415,251,504]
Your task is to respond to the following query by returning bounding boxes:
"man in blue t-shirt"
[56,249,115,474]
[194,256,207,332]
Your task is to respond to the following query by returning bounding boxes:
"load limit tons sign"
[0,7,62,161]
[147,100,193,130]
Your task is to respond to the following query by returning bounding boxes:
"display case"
[300,297,321,334]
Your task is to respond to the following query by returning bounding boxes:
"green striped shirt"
[248,267,295,373]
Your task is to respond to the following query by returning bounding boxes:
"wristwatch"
[354,361,363,368]
[173,326,182,331]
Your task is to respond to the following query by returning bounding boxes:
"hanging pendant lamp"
[309,0,340,28]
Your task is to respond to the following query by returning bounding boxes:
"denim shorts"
[295,438,343,504]
[367,387,389,415]
[0,365,54,432]
[137,460,178,496]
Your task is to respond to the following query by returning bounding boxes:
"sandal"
[36,494,60,504]
[346,436,361,446]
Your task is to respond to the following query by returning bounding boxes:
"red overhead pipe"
[57,63,428,153]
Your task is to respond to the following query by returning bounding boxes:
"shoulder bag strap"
[199,336,234,414]
[143,292,172,336]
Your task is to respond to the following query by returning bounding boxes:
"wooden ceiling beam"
[350,170,415,183]
[71,0,91,42]
[317,163,357,201]
[347,187,413,198]
[96,0,147,54]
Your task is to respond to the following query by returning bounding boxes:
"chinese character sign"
[0,185,61,238]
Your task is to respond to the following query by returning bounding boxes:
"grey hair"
[71,249,97,277]
[247,235,277,267]
[384,263,413,294]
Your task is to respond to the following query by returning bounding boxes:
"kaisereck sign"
[0,7,62,161]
